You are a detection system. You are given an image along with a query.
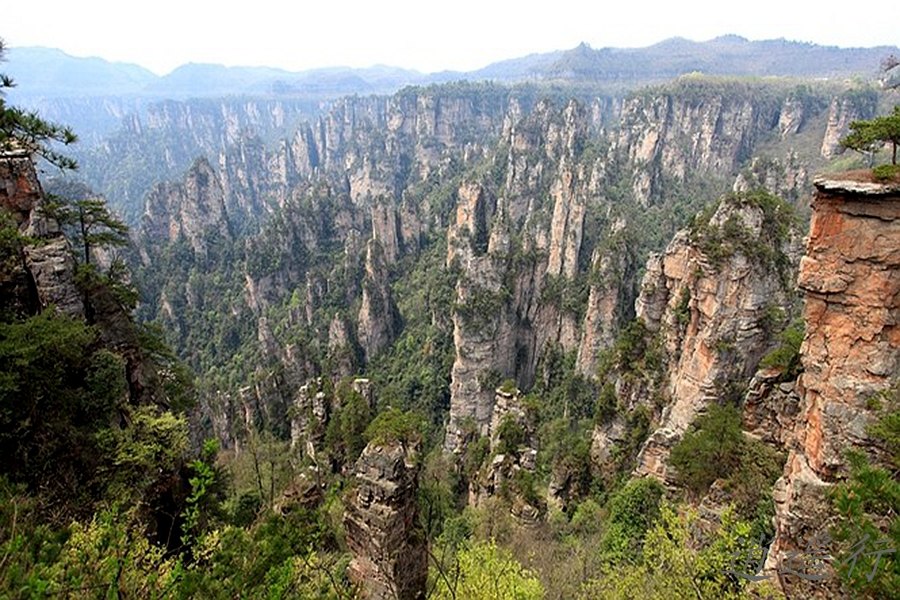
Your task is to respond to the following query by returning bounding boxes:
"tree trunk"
[79,207,90,265]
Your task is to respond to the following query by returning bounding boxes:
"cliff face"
[820,93,878,159]
[767,176,900,594]
[607,193,802,482]
[81,97,317,218]
[0,151,85,318]
[130,80,868,455]
[344,440,427,600]
[576,227,638,376]
[615,90,782,205]
[357,240,400,362]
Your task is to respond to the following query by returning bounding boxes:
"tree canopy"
[0,38,77,168]
[840,105,900,166]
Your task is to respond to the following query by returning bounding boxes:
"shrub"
[430,539,544,600]
[874,163,900,181]
[669,404,743,497]
[363,408,425,447]
[583,503,781,599]
[599,477,665,563]
[830,386,900,597]
[759,319,804,379]
[594,382,618,425]
[494,415,526,456]
[670,403,784,520]
[500,378,518,394]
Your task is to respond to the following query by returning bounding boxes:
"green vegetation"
[0,312,180,520]
[759,319,804,379]
[494,415,527,456]
[841,105,900,166]
[830,384,900,597]
[670,404,784,522]
[51,194,129,266]
[323,382,373,467]
[674,286,691,328]
[1,39,77,168]
[670,404,745,498]
[535,345,598,423]
[688,190,798,276]
[364,407,426,447]
[594,382,618,426]
[0,306,353,597]
[430,539,544,600]
[583,503,783,599]
[0,74,357,598]
[596,319,664,382]
[453,284,510,329]
[874,163,900,181]
[598,477,665,563]
[10,37,900,599]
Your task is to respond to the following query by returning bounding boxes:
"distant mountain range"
[5,46,431,98]
[7,36,899,100]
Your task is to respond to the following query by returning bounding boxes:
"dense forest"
[2,36,900,599]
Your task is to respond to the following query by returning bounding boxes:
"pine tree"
[841,105,900,166]
[0,38,78,169]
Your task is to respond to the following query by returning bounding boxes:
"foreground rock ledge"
[766,174,900,596]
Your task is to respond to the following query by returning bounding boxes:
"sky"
[4,0,899,75]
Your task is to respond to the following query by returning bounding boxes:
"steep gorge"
[128,79,883,456]
[7,40,900,599]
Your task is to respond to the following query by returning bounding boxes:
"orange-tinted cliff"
[768,174,900,594]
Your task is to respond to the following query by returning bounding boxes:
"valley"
[2,35,899,598]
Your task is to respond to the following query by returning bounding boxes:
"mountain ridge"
[8,35,898,100]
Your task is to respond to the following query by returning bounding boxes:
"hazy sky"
[5,0,899,75]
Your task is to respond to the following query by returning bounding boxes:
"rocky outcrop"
[777,95,807,139]
[767,175,900,594]
[1,150,84,318]
[140,158,230,260]
[741,368,802,449]
[290,378,332,461]
[469,387,543,522]
[290,377,375,466]
[733,153,810,204]
[22,238,85,318]
[444,181,516,451]
[615,91,783,205]
[327,313,360,379]
[357,240,400,362]
[344,440,427,600]
[274,469,324,515]
[820,93,878,159]
[1,150,44,225]
[626,194,801,482]
[576,225,637,377]
[370,201,402,264]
